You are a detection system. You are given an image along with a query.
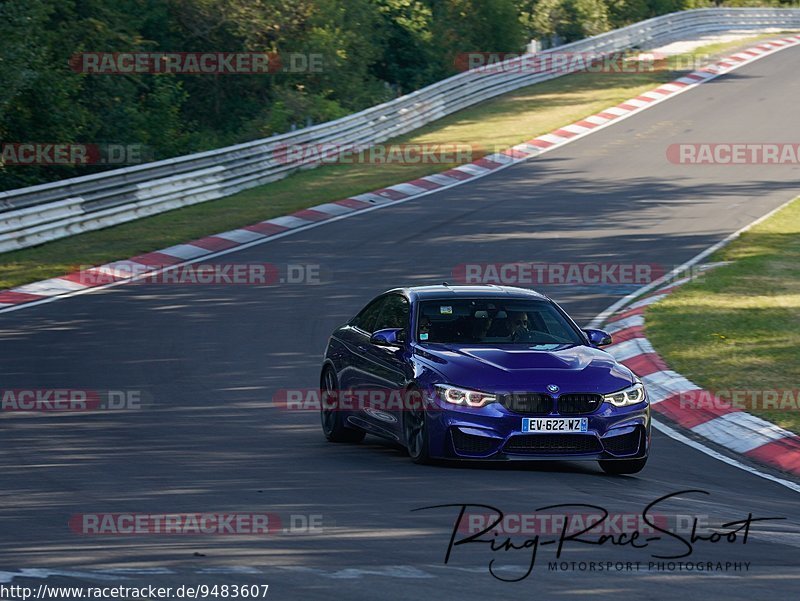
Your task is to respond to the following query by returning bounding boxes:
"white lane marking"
[627,293,668,310]
[2,38,799,318]
[537,133,569,144]
[692,412,792,453]
[215,229,266,243]
[605,314,644,334]
[483,152,516,164]
[640,370,700,403]
[266,215,313,228]
[605,337,655,361]
[560,123,591,135]
[509,142,542,155]
[310,202,355,216]
[158,244,209,260]
[423,173,462,186]
[13,278,88,296]
[94,260,151,278]
[653,420,800,494]
[350,192,392,203]
[653,276,691,293]
[389,183,430,196]
[583,115,610,125]
[453,163,489,176]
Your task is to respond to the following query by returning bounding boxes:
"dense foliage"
[0,0,793,189]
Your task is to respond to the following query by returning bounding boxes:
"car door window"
[351,297,387,334]
[374,294,410,332]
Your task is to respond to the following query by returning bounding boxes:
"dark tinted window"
[416,298,582,346]
[351,297,387,333]
[374,294,409,331]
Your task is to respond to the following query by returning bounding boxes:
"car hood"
[414,343,635,395]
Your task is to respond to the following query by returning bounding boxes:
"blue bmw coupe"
[320,285,650,474]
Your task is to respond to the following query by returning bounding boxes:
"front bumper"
[425,393,651,461]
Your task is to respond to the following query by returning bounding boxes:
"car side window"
[539,310,561,335]
[351,297,387,334]
[374,294,409,332]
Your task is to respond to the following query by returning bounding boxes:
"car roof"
[389,284,549,302]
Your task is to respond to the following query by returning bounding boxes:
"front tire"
[598,456,647,475]
[403,388,431,464]
[320,367,365,443]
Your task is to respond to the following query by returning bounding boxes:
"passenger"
[469,316,493,341]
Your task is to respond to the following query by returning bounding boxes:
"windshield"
[416,298,583,346]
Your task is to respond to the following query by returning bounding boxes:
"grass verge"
[646,197,800,434]
[0,33,790,290]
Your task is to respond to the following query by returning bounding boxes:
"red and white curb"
[1,35,799,313]
[603,265,800,477]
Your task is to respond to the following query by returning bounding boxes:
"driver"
[508,311,530,338]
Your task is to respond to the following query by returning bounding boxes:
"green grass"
[0,33,789,290]
[646,198,800,433]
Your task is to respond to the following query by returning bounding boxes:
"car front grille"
[504,434,602,455]
[602,429,642,455]
[498,393,553,415]
[498,392,602,415]
[557,394,603,415]
[452,429,499,454]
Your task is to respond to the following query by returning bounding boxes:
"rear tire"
[320,368,365,443]
[598,456,647,475]
[403,387,431,464]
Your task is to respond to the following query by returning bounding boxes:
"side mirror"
[370,328,404,346]
[583,328,612,347]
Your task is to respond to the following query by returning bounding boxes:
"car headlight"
[603,382,646,407]
[434,384,496,408]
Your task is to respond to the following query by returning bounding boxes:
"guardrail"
[2,8,799,253]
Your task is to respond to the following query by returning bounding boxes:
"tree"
[529,0,610,44]
[606,0,650,28]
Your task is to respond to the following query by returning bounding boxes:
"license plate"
[522,417,588,433]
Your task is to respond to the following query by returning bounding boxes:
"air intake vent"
[504,434,601,454]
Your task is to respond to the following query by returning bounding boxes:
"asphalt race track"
[2,44,800,600]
